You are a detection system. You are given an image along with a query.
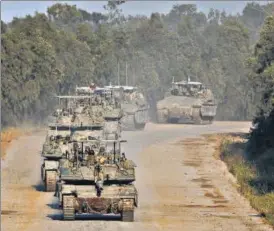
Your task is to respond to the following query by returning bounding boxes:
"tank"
[55,138,138,222]
[156,79,217,124]
[104,85,149,131]
[41,124,71,192]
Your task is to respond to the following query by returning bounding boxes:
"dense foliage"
[247,15,274,158]
[1,2,273,126]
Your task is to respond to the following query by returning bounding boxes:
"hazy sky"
[1,1,270,23]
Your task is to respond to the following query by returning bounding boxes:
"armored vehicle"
[41,124,71,191]
[156,79,217,124]
[56,136,138,222]
[104,85,149,131]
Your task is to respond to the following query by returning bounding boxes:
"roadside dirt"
[1,128,25,160]
[1,122,272,231]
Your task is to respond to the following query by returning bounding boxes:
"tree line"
[1,1,273,127]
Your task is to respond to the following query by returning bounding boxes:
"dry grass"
[204,133,274,228]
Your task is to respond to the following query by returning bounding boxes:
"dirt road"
[1,122,273,231]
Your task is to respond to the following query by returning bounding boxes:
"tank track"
[121,199,134,222]
[121,210,134,222]
[192,108,214,125]
[63,195,75,220]
[45,170,57,192]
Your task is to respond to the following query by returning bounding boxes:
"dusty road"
[1,122,273,231]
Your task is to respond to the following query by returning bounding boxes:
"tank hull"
[156,96,217,124]
[60,184,138,221]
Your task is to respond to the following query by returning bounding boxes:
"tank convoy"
[41,89,123,192]
[156,79,217,124]
[41,83,138,221]
[104,84,149,131]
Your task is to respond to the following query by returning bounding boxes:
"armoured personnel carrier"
[41,123,71,191]
[56,135,138,222]
[156,79,217,124]
[104,84,149,131]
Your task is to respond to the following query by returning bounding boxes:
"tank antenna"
[187,76,190,82]
[117,60,120,86]
[126,61,128,86]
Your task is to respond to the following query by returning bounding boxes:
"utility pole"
[126,61,128,86]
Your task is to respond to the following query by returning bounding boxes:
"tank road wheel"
[192,108,202,125]
[45,170,57,192]
[121,210,134,222]
[63,195,75,221]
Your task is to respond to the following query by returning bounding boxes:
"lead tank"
[156,79,217,124]
[56,137,138,222]
[105,85,149,131]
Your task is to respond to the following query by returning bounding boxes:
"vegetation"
[247,15,274,159]
[1,2,274,127]
[208,14,274,226]
[211,133,274,227]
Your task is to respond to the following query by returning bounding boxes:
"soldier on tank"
[86,148,96,167]
[94,150,106,196]
[102,98,107,108]
[71,111,77,122]
[121,152,126,162]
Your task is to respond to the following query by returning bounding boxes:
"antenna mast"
[117,60,120,86]
[126,61,128,86]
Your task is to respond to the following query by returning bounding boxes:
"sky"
[1,1,270,23]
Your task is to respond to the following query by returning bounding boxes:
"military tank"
[41,123,71,192]
[55,135,138,222]
[156,79,217,124]
[104,84,149,131]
